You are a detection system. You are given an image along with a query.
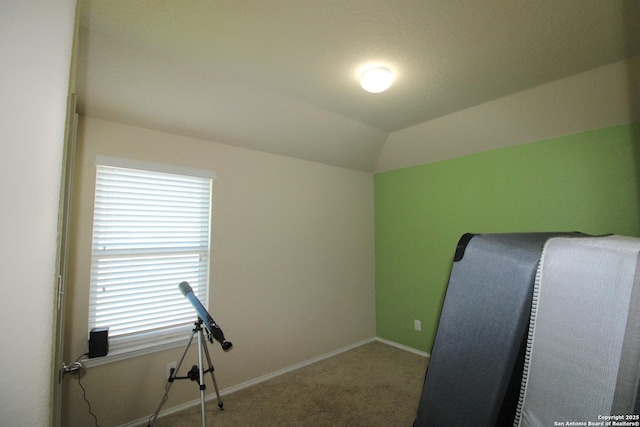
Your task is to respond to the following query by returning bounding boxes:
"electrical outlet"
[166,362,177,380]
[414,319,422,331]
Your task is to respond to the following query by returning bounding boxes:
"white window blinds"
[89,160,213,352]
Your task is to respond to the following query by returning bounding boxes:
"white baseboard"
[374,337,431,358]
[119,336,426,426]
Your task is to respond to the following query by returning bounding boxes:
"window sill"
[82,334,194,368]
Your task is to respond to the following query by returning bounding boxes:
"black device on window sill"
[88,327,109,358]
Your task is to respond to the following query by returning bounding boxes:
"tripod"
[148,319,224,427]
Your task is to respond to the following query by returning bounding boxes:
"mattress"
[414,233,576,427]
[514,235,640,426]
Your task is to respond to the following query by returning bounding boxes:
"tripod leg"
[148,330,196,427]
[197,328,207,427]
[202,336,224,410]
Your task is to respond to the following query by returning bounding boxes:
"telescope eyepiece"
[221,341,233,351]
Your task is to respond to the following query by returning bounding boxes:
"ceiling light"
[360,67,393,93]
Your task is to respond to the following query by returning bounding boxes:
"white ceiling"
[76,0,640,172]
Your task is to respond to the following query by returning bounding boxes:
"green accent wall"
[374,123,640,352]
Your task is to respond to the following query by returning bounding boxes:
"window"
[88,157,214,362]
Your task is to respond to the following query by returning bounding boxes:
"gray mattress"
[414,233,575,427]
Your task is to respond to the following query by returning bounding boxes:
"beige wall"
[62,116,376,426]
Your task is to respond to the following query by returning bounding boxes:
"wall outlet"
[166,362,177,380]
[414,319,422,331]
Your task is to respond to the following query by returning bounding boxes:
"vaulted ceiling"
[76,0,640,172]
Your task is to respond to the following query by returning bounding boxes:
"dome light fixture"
[360,66,393,93]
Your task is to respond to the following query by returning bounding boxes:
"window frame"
[85,156,216,367]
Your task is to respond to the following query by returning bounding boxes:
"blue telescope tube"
[179,281,232,351]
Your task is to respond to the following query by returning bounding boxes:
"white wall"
[0,1,76,426]
[63,117,376,426]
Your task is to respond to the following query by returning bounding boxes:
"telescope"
[179,281,232,351]
[149,281,232,426]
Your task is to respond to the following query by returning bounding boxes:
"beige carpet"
[154,341,429,427]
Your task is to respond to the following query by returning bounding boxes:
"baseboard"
[374,337,431,358]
